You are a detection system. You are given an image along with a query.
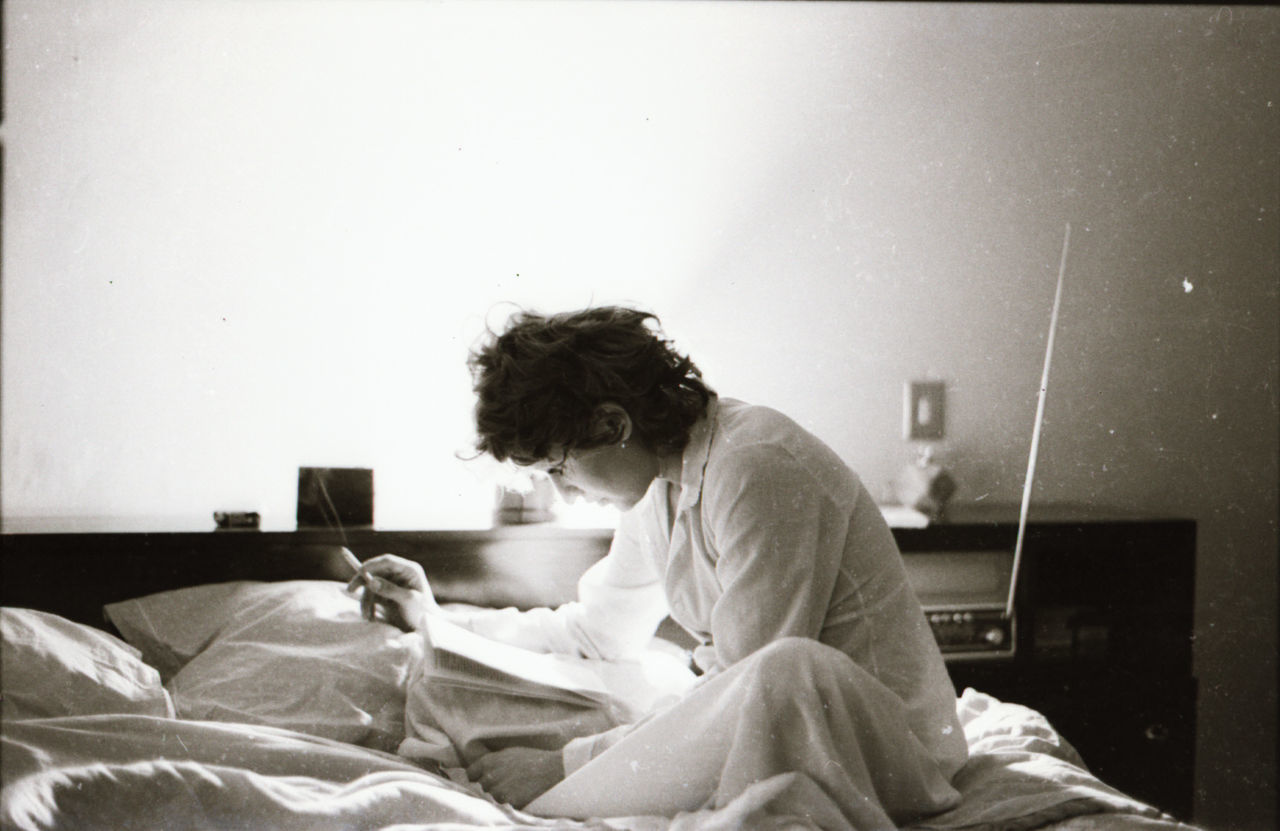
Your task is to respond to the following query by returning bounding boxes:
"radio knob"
[982,627,1006,646]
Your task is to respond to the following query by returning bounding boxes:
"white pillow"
[103,581,253,681]
[1,607,175,721]
[106,581,424,752]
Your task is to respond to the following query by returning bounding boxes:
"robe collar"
[670,393,719,514]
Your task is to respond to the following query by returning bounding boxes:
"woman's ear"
[590,402,633,445]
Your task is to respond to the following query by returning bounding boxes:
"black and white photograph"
[1,3,1276,830]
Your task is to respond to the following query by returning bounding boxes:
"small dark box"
[213,511,261,531]
[297,467,374,529]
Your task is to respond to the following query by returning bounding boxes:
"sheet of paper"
[423,615,614,702]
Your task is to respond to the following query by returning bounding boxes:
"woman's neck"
[656,450,683,487]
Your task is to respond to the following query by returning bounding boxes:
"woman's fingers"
[464,757,487,782]
[342,554,437,630]
[359,554,428,590]
[465,748,564,807]
[352,575,404,618]
[362,574,413,602]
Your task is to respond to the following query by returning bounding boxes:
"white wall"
[3,3,1276,826]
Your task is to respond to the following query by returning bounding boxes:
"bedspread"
[2,714,576,831]
[1,693,1193,831]
[1,596,1198,831]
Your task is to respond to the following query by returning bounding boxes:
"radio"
[902,548,1017,661]
[926,608,1014,657]
[895,225,1073,664]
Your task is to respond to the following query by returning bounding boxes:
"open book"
[421,614,695,722]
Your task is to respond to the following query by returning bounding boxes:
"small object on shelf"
[213,511,261,531]
[895,446,957,520]
[493,477,556,525]
[879,504,931,528]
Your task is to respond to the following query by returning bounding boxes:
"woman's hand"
[346,553,440,632]
[466,747,564,808]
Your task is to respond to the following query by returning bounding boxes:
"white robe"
[442,396,967,826]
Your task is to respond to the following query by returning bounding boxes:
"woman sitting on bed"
[355,305,967,827]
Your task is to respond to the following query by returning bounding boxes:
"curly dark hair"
[468,306,713,464]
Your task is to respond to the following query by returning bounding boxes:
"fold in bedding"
[0,601,1195,831]
[1,714,562,831]
[1,693,1189,831]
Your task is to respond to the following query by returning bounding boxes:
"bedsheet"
[1,713,570,831]
[1,599,1197,830]
[1,692,1195,831]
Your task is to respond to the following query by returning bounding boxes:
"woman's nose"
[549,476,582,503]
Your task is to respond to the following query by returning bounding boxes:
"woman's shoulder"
[715,398,799,438]
[715,399,832,456]
[708,399,857,492]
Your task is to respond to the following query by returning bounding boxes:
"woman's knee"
[749,636,846,677]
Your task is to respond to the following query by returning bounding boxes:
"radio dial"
[982,627,1006,647]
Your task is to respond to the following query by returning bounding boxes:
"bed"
[0,535,1201,831]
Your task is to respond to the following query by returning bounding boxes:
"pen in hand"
[340,547,381,595]
[339,546,364,578]
[339,549,436,631]
[340,547,384,623]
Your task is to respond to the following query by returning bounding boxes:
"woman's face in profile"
[533,441,658,511]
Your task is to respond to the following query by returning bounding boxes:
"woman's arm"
[702,443,851,670]
[359,505,669,660]
[461,503,669,659]
[455,560,668,659]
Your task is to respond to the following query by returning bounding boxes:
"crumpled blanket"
[0,690,1191,831]
[906,689,1181,831]
[573,689,1182,831]
[1,714,586,831]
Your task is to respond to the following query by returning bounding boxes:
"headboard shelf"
[1,526,616,629]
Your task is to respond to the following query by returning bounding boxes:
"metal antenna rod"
[1006,223,1072,618]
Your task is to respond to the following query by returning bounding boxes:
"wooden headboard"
[0,526,614,631]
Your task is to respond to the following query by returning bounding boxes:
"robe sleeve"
[701,443,851,671]
[449,503,669,660]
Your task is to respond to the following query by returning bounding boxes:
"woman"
[355,306,967,827]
